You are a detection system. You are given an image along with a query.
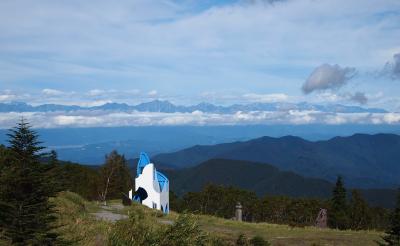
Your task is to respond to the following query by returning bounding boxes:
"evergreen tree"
[380,188,400,245]
[0,119,60,244]
[48,150,59,166]
[43,149,64,194]
[349,189,371,230]
[7,118,44,163]
[0,145,12,243]
[329,176,349,230]
[0,145,9,175]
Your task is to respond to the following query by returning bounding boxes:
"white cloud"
[78,100,113,107]
[42,88,66,96]
[191,110,203,116]
[288,110,317,124]
[324,114,348,125]
[87,89,106,97]
[0,109,399,129]
[148,90,158,97]
[0,90,30,102]
[302,64,357,94]
[54,115,104,126]
[0,93,16,101]
[383,113,400,124]
[307,89,369,105]
[314,92,341,103]
[242,93,289,103]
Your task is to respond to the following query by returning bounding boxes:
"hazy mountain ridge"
[161,158,398,208]
[3,125,400,164]
[0,100,388,113]
[153,133,400,189]
[163,158,334,198]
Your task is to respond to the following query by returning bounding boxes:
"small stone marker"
[235,202,243,221]
[315,208,327,228]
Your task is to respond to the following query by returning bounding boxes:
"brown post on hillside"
[235,202,243,222]
[315,208,328,228]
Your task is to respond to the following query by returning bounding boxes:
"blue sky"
[0,0,400,111]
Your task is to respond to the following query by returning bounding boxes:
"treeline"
[171,181,392,231]
[1,145,132,202]
[0,120,133,244]
[43,150,132,203]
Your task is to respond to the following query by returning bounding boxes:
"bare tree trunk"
[99,165,116,206]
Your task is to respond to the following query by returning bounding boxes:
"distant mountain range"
[0,100,388,113]
[2,125,399,164]
[161,158,398,208]
[154,133,400,189]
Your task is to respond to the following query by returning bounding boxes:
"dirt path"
[92,204,128,222]
[92,203,174,225]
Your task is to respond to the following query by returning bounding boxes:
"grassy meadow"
[194,214,383,246]
[51,192,113,245]
[52,192,385,246]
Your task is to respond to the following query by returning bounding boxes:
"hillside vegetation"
[52,191,223,245]
[165,158,335,198]
[163,159,398,208]
[51,191,385,246]
[51,192,112,244]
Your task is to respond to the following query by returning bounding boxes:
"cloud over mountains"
[348,92,368,105]
[384,53,400,80]
[302,64,357,94]
[0,109,399,129]
[0,100,397,128]
[301,64,372,105]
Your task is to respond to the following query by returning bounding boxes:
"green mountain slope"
[163,158,333,198]
[162,158,398,208]
[154,134,400,188]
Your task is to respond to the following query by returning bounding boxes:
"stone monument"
[315,208,327,228]
[235,202,243,221]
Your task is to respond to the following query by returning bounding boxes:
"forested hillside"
[163,158,398,208]
[154,134,400,189]
[164,158,333,198]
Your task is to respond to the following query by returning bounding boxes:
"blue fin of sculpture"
[156,171,168,191]
[137,152,151,177]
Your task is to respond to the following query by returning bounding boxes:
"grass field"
[194,214,383,246]
[52,192,113,245]
[53,192,385,246]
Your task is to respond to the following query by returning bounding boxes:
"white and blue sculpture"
[129,152,169,214]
